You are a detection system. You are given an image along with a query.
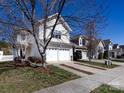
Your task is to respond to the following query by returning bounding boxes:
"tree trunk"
[89,57,91,62]
[88,50,92,62]
[41,53,47,68]
[33,35,47,68]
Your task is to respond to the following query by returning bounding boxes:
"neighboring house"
[113,44,120,49]
[71,35,88,60]
[93,40,105,59]
[108,44,124,58]
[119,45,124,54]
[16,14,73,63]
[111,44,124,58]
[71,35,105,60]
[103,39,113,51]
[0,41,12,55]
[111,44,121,58]
[119,45,124,56]
[0,41,13,61]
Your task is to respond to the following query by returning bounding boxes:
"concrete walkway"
[34,62,124,93]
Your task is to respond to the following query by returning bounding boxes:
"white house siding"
[108,45,113,50]
[39,18,70,44]
[82,51,88,60]
[97,41,104,53]
[31,40,41,58]
[95,41,104,58]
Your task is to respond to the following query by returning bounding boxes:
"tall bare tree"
[0,0,67,67]
[0,0,109,65]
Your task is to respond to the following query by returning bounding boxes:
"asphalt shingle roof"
[103,39,112,46]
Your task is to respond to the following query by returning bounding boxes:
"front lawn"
[91,84,124,93]
[78,60,119,68]
[0,62,80,93]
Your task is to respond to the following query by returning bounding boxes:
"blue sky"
[63,0,124,44]
[102,0,124,44]
[0,0,124,45]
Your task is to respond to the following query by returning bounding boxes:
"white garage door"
[46,48,58,61]
[58,49,70,61]
[46,48,70,61]
[82,51,88,59]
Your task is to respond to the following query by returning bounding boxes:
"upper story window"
[53,31,61,39]
[21,34,26,40]
[79,38,82,46]
[82,39,86,45]
[104,47,106,50]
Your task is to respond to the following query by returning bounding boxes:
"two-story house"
[94,40,105,59]
[71,35,88,60]
[110,44,124,58]
[111,44,120,58]
[16,14,73,63]
[71,35,105,60]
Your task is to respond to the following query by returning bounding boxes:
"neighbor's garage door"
[46,48,70,61]
[58,49,70,61]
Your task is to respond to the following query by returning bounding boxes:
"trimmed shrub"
[14,57,30,67]
[98,53,104,59]
[121,54,124,58]
[73,51,82,61]
[3,49,12,55]
[104,51,108,59]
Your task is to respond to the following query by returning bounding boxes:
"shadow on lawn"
[0,67,15,74]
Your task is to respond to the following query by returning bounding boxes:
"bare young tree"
[85,20,97,62]
[81,0,109,62]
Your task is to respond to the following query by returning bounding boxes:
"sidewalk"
[91,59,124,66]
[34,77,102,93]
[34,63,124,93]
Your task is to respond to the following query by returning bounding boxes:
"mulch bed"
[34,65,54,74]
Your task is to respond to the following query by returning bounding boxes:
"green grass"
[91,84,124,93]
[0,62,80,93]
[78,60,119,68]
[111,59,124,63]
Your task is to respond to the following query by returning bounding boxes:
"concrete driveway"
[34,61,124,93]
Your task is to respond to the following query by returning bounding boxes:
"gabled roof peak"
[38,13,72,32]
